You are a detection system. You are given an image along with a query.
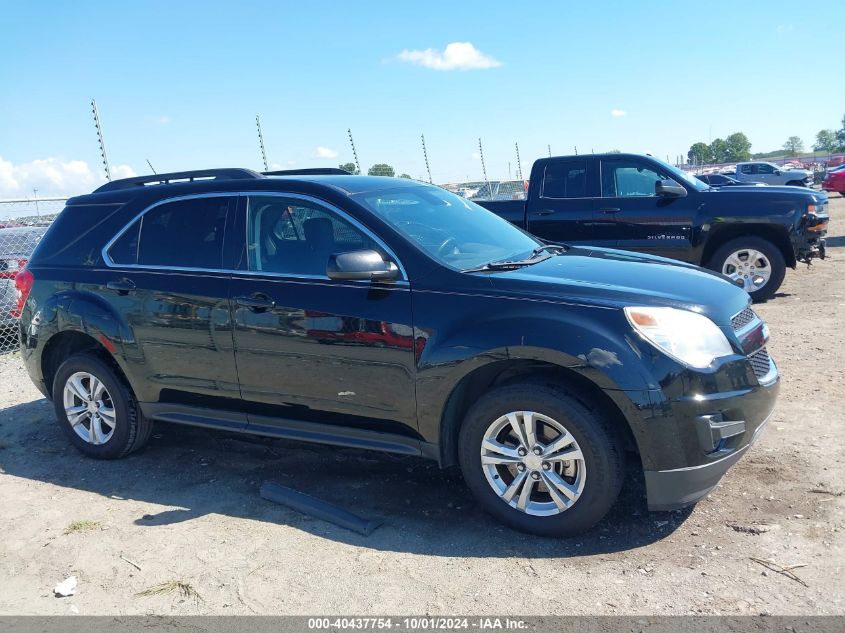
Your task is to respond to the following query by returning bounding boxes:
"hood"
[487,246,749,327]
[707,184,824,202]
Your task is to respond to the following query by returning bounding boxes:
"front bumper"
[645,409,772,510]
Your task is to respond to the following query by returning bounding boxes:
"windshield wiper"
[463,244,567,273]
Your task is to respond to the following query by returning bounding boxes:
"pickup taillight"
[12,268,34,318]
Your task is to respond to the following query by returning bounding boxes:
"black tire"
[707,236,786,303]
[458,381,623,537]
[52,353,151,459]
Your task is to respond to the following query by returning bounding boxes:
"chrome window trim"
[101,191,408,282]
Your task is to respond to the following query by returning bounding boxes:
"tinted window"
[601,160,664,197]
[739,164,755,174]
[135,197,231,268]
[710,175,727,184]
[542,161,587,198]
[757,163,775,174]
[247,196,378,276]
[109,221,139,264]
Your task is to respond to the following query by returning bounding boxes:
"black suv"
[16,169,779,536]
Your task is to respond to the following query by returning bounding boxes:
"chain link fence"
[0,198,66,356]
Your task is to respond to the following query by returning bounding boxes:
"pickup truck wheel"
[52,353,151,459]
[458,382,623,536]
[708,237,785,303]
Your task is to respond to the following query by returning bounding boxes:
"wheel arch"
[437,358,642,470]
[702,224,796,268]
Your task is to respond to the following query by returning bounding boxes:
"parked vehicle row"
[733,161,814,187]
[822,163,845,196]
[477,153,828,302]
[16,168,781,536]
[1,226,46,327]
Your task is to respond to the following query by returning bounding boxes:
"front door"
[229,194,418,438]
[598,158,695,261]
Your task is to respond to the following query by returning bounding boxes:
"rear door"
[229,193,418,439]
[598,157,696,261]
[526,158,616,246]
[102,195,242,412]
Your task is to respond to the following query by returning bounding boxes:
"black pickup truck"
[477,153,828,301]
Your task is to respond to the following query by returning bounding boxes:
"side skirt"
[139,402,437,458]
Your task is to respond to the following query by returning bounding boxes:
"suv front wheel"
[52,353,152,459]
[458,382,623,536]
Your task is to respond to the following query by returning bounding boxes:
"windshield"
[651,157,710,192]
[354,184,541,271]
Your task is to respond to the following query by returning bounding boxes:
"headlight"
[624,306,735,369]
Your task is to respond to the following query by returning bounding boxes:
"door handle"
[235,294,275,311]
[533,209,555,216]
[598,207,621,214]
[106,278,135,294]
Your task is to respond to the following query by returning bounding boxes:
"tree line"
[338,162,410,178]
[688,114,845,165]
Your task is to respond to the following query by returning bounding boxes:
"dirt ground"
[1,194,843,616]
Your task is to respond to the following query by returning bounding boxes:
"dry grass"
[135,580,203,602]
[64,520,101,534]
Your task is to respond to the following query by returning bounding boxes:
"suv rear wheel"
[52,353,151,459]
[707,236,786,303]
[458,382,623,536]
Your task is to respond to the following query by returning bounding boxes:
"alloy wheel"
[480,410,586,516]
[62,371,117,445]
[722,248,772,292]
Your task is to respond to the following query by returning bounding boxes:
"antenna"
[478,138,492,201]
[514,142,523,180]
[146,159,157,174]
[347,129,361,175]
[256,115,269,172]
[421,134,433,184]
[91,99,112,181]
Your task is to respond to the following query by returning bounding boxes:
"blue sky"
[1,0,843,196]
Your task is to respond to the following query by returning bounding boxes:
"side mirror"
[655,179,687,198]
[327,249,399,281]
[774,170,782,176]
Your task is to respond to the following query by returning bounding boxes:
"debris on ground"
[135,580,203,602]
[749,557,809,587]
[53,576,77,597]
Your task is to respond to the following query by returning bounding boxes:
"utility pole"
[256,115,269,172]
[421,134,433,184]
[33,189,40,220]
[548,144,552,158]
[347,129,361,175]
[478,138,492,201]
[574,146,578,155]
[91,99,111,181]
[514,142,523,180]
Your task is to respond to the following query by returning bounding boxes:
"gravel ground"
[0,194,843,616]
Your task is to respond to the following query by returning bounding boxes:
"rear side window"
[108,196,232,269]
[542,161,587,198]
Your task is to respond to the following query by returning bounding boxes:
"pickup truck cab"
[17,168,780,536]
[478,153,828,302]
[735,161,813,187]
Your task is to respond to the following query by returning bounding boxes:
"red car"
[822,167,845,196]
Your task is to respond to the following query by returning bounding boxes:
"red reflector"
[12,268,34,318]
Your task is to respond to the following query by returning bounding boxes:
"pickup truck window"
[247,196,377,276]
[355,184,539,271]
[757,163,775,174]
[542,161,587,199]
[739,164,755,175]
[601,160,664,197]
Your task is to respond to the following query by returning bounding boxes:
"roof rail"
[262,168,352,176]
[93,168,263,193]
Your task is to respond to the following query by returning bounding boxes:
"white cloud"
[397,42,501,71]
[611,109,627,117]
[0,156,136,198]
[314,146,338,159]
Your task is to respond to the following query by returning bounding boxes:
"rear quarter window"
[29,203,125,267]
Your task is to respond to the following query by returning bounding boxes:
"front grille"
[749,347,771,379]
[731,306,757,331]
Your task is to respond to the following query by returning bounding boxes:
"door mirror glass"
[774,170,782,176]
[327,249,398,281]
[655,179,687,198]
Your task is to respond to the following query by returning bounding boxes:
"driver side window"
[601,160,664,197]
[757,164,775,175]
[246,196,377,277]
